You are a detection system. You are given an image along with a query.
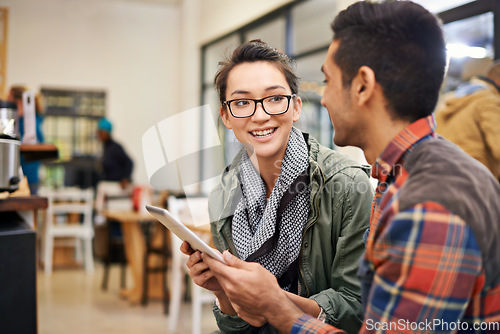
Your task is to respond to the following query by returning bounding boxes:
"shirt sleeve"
[360,201,483,334]
[212,301,253,333]
[292,314,346,334]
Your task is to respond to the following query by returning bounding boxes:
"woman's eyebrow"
[229,85,287,97]
[265,85,287,92]
[230,90,250,96]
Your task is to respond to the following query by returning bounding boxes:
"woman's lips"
[250,128,276,138]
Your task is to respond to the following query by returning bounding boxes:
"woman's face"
[220,61,301,163]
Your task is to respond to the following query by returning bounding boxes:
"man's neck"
[362,115,410,165]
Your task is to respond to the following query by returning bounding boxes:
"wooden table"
[0,195,48,229]
[102,209,212,306]
[102,210,164,304]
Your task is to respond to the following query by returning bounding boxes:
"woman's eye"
[235,100,250,107]
[269,95,285,102]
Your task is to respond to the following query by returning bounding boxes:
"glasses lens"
[263,95,289,115]
[229,99,254,117]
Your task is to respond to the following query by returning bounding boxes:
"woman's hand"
[203,251,303,331]
[180,241,224,292]
[180,241,237,315]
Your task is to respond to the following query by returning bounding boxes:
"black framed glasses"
[223,94,296,118]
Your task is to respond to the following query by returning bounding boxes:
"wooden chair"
[40,187,95,275]
[141,190,171,313]
[141,220,170,313]
[167,195,215,334]
[93,182,133,290]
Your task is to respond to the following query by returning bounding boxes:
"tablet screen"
[145,205,226,264]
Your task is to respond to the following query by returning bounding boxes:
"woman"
[182,40,373,333]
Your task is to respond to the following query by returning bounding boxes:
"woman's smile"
[250,127,277,138]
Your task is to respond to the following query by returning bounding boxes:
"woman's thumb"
[222,251,246,268]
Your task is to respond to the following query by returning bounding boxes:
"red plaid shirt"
[292,116,500,334]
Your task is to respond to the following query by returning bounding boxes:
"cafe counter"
[0,195,48,334]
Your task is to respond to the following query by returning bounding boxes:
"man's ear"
[220,106,232,129]
[352,66,376,106]
[292,96,302,123]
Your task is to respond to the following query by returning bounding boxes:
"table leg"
[120,221,145,304]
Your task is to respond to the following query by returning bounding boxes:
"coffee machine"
[0,100,21,192]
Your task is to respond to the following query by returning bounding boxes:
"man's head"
[97,117,112,141]
[328,0,446,123]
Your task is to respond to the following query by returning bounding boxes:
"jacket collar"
[477,75,500,93]
[372,115,436,184]
[214,149,243,233]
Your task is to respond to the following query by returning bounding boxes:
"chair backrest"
[95,181,132,213]
[43,187,94,229]
[104,193,132,211]
[167,194,215,334]
[167,195,211,249]
[167,195,210,228]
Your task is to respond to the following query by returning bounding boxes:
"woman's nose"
[251,101,271,120]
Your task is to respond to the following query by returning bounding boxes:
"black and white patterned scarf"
[232,127,310,290]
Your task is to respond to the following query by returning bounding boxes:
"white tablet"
[145,204,227,264]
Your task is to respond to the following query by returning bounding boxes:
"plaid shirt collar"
[371,115,436,183]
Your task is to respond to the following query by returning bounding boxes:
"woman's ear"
[220,106,232,129]
[292,96,302,123]
[353,66,376,106]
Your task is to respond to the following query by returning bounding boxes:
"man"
[201,1,500,333]
[97,117,133,188]
[94,117,134,223]
[435,61,500,180]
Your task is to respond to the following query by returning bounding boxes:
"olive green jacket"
[208,135,373,334]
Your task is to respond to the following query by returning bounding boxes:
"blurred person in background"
[96,117,133,188]
[8,85,45,195]
[436,61,500,180]
[94,117,134,223]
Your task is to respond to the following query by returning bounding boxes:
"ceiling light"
[446,43,488,59]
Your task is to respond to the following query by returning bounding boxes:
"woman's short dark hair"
[331,0,447,122]
[214,39,299,105]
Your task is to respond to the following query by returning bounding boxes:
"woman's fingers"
[185,250,202,269]
[180,241,195,255]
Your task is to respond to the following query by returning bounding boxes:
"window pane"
[294,51,333,149]
[203,87,243,165]
[203,34,240,85]
[291,0,336,55]
[295,51,327,87]
[198,88,228,193]
[412,0,473,13]
[442,12,494,92]
[244,17,286,51]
